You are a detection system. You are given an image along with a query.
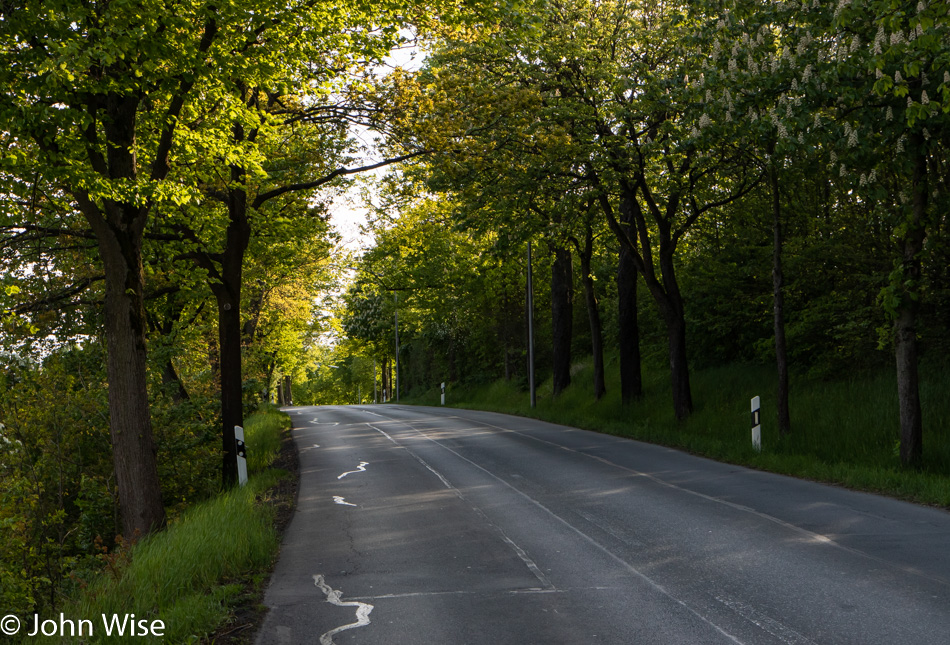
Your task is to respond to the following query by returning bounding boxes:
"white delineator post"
[235,425,248,486]
[441,382,445,406]
[751,396,762,452]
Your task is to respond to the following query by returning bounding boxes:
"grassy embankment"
[28,405,292,644]
[406,358,950,508]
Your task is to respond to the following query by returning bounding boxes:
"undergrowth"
[20,406,291,644]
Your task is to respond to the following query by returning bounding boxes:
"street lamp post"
[394,292,400,402]
[527,241,536,408]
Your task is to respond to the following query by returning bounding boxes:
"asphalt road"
[255,405,950,645]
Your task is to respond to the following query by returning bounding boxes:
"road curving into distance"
[255,405,950,645]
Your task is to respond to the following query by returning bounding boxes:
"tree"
[0,0,419,534]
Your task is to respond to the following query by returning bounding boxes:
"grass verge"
[27,406,295,644]
[406,357,950,509]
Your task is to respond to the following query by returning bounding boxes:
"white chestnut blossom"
[873,26,885,55]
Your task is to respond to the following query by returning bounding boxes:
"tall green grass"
[411,357,950,507]
[25,407,292,644]
[244,404,290,474]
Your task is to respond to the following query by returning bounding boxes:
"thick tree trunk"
[579,226,606,400]
[94,218,166,540]
[770,153,791,436]
[896,135,927,468]
[617,193,643,404]
[76,92,165,540]
[551,246,574,396]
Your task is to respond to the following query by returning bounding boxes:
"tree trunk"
[283,375,293,406]
[216,292,243,487]
[896,134,927,468]
[770,151,791,436]
[657,230,693,420]
[92,214,166,540]
[596,179,693,418]
[212,154,252,488]
[265,356,276,403]
[579,225,606,400]
[551,246,574,396]
[162,358,190,404]
[75,91,165,540]
[662,299,693,420]
[617,192,643,404]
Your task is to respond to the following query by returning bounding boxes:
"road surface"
[255,405,950,644]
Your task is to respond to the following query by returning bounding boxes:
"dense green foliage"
[2,0,949,629]
[341,0,950,470]
[0,0,423,621]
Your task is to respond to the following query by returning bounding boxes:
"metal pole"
[527,241,536,408]
[395,292,400,402]
[374,359,377,403]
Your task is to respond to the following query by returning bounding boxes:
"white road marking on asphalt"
[402,420,745,644]
[368,424,556,591]
[313,574,373,645]
[453,416,950,588]
[338,462,369,479]
[716,594,817,645]
[310,418,339,426]
[333,497,357,507]
[373,426,399,444]
[348,588,565,601]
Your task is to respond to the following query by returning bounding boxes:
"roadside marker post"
[441,382,446,406]
[235,425,248,486]
[751,396,762,452]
